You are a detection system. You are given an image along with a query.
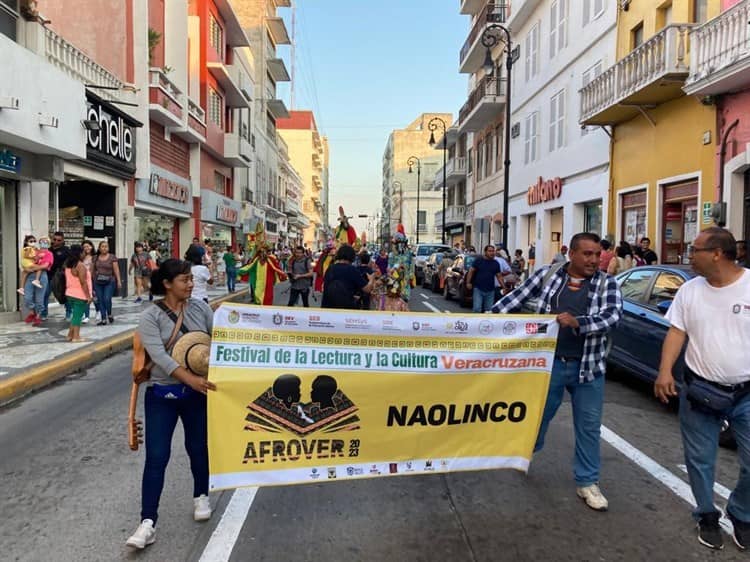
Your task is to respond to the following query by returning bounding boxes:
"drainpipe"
[718,118,740,220]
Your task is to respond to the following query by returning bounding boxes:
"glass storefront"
[661,182,698,265]
[201,223,232,249]
[584,201,602,236]
[135,211,177,262]
[51,181,117,249]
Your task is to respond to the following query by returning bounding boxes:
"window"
[495,125,503,173]
[632,23,644,50]
[476,139,485,181]
[524,23,540,82]
[549,0,567,59]
[209,14,223,60]
[417,210,426,233]
[0,0,18,40]
[619,270,655,301]
[582,0,604,26]
[467,147,473,174]
[208,87,223,127]
[581,62,602,135]
[692,0,708,24]
[484,132,493,178]
[648,272,684,308]
[214,172,226,195]
[584,202,602,235]
[549,89,565,152]
[524,111,539,164]
[658,2,673,30]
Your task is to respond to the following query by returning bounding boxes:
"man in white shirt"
[493,245,512,301]
[655,227,750,552]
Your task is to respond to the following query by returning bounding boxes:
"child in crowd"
[18,235,44,295]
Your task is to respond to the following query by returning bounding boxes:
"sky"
[275,1,469,239]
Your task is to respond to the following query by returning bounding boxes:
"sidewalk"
[0,282,250,405]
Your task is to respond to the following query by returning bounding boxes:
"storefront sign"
[527,177,562,206]
[0,149,20,174]
[217,204,239,224]
[84,92,140,179]
[149,173,189,203]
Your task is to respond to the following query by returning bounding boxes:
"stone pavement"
[0,282,249,395]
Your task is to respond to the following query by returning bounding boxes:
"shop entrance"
[134,211,179,262]
[661,181,698,264]
[547,207,563,261]
[55,181,116,249]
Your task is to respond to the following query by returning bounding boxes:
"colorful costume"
[386,224,415,304]
[334,206,357,247]
[313,242,335,293]
[238,248,286,305]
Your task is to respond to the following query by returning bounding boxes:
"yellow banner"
[208,304,559,490]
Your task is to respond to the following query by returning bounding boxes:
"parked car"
[414,244,452,283]
[422,251,457,293]
[443,253,477,308]
[608,264,734,446]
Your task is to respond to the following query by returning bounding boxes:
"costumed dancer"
[334,206,357,247]
[237,244,287,305]
[313,240,335,293]
[387,224,415,305]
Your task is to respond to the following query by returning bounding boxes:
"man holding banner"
[492,232,622,511]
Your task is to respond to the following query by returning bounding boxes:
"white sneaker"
[32,280,43,289]
[82,317,89,324]
[194,494,212,521]
[576,484,608,511]
[126,519,156,549]
[16,288,24,295]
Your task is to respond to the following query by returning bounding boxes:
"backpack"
[322,278,355,309]
[51,269,67,305]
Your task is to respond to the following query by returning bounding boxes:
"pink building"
[684,0,750,242]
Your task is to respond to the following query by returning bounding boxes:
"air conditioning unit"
[38,113,59,128]
[511,123,521,138]
[0,97,20,110]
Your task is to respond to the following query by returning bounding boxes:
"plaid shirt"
[491,264,623,382]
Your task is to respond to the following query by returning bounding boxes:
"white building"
[505,0,615,264]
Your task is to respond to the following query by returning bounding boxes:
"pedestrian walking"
[511,249,526,280]
[92,240,121,325]
[321,244,374,310]
[494,246,513,301]
[655,227,750,551]
[63,245,92,343]
[126,259,216,550]
[465,245,506,313]
[639,237,659,264]
[129,242,152,303]
[551,245,568,264]
[81,240,95,324]
[186,246,212,304]
[606,241,634,276]
[287,246,313,307]
[492,232,622,511]
[42,231,71,320]
[22,235,52,327]
[598,240,614,272]
[223,245,238,293]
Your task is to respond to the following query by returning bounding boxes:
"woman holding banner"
[126,259,216,550]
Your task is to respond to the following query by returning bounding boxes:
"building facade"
[504,0,615,264]
[581,0,720,265]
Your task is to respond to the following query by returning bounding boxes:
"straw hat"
[171,331,211,377]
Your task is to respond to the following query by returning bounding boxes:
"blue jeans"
[141,386,208,524]
[226,267,236,293]
[94,279,116,318]
[23,271,48,315]
[472,287,495,313]
[680,388,750,521]
[43,272,71,319]
[535,358,604,486]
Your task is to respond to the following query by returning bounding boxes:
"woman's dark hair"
[65,245,83,268]
[150,259,192,296]
[360,252,371,265]
[335,244,356,263]
[616,241,633,259]
[134,242,144,251]
[23,234,36,247]
[81,240,94,254]
[185,244,203,266]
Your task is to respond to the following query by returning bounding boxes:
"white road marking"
[199,487,259,562]
[422,301,442,314]
[421,293,430,300]
[601,426,732,534]
[677,464,732,500]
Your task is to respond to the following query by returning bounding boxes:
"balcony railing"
[580,24,695,125]
[684,0,750,95]
[460,3,508,66]
[459,76,506,132]
[43,26,133,104]
[148,68,183,126]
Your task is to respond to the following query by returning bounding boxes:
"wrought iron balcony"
[459,75,506,133]
[580,24,695,126]
[684,1,750,96]
[459,2,508,73]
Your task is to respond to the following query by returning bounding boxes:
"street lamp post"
[428,117,447,245]
[407,156,422,244]
[481,23,516,249]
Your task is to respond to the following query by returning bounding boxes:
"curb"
[0,291,243,407]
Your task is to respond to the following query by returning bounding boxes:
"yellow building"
[581,0,719,264]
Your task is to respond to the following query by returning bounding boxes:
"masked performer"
[313,240,335,293]
[387,224,415,304]
[334,206,357,247]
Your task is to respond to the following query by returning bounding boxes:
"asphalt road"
[0,283,745,561]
